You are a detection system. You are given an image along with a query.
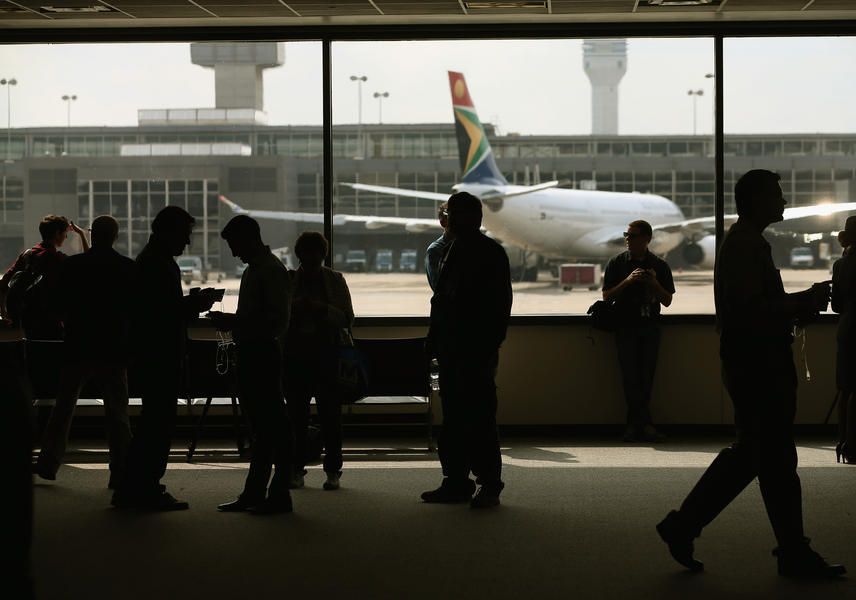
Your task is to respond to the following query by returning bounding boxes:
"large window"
[0,41,322,315]
[332,38,714,316]
[725,37,856,297]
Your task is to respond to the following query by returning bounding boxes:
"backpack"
[5,250,46,326]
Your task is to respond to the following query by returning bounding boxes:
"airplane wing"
[219,195,440,233]
[342,180,565,203]
[651,202,856,239]
[340,183,450,202]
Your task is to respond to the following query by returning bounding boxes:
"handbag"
[333,328,369,403]
[587,300,617,333]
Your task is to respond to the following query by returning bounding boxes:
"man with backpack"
[0,215,89,340]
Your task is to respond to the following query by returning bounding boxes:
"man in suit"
[423,191,512,509]
[33,215,136,489]
[657,169,845,578]
[211,215,295,514]
[112,206,217,511]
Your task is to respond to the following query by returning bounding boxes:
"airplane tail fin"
[448,71,507,186]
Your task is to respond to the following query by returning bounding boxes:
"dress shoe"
[470,483,504,509]
[640,424,666,443]
[217,497,261,512]
[656,510,704,572]
[31,461,56,481]
[248,495,293,515]
[113,490,189,511]
[421,478,476,503]
[289,470,306,489]
[323,472,341,491]
[774,541,846,579]
[622,425,639,443]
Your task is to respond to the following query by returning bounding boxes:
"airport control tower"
[582,39,627,135]
[190,42,284,111]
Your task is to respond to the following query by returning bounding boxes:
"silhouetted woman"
[285,232,354,491]
[832,216,856,464]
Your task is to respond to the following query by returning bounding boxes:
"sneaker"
[470,483,504,509]
[289,471,305,490]
[656,510,703,572]
[421,478,476,503]
[323,472,341,491]
[774,540,846,579]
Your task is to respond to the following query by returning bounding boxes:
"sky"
[1,37,856,135]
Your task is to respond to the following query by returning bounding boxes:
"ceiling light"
[646,0,717,6]
[40,5,115,13]
[465,2,548,9]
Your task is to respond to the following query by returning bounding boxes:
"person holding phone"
[832,215,856,465]
[602,219,675,443]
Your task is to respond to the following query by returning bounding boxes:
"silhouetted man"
[210,215,295,514]
[423,191,512,509]
[657,169,845,578]
[33,216,135,488]
[602,219,674,442]
[0,327,34,599]
[112,206,216,511]
[425,201,451,292]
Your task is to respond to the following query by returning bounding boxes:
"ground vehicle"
[178,256,203,284]
[344,249,368,272]
[559,263,602,291]
[375,249,394,272]
[399,249,418,272]
[790,246,815,269]
[178,255,223,284]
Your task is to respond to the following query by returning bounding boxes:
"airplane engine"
[682,234,717,269]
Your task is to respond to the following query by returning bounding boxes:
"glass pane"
[333,38,713,315]
[725,37,856,300]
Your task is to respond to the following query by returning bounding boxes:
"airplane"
[221,71,856,277]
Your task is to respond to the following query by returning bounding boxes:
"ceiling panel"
[714,0,807,11]
[551,1,635,15]
[377,2,461,16]
[198,4,299,18]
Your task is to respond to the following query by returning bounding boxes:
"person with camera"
[284,231,354,492]
[0,215,88,340]
[112,206,217,511]
[832,215,856,465]
[602,219,675,443]
[209,216,295,514]
[657,169,845,578]
[32,216,135,488]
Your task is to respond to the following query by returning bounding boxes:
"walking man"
[657,169,845,578]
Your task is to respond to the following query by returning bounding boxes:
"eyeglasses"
[623,232,640,239]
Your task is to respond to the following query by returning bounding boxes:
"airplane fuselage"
[455,183,687,261]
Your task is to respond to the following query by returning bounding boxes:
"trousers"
[237,341,293,501]
[437,350,502,487]
[615,324,660,428]
[37,363,131,479]
[676,344,804,548]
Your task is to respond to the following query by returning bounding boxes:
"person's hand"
[626,268,647,284]
[69,221,86,237]
[810,281,832,312]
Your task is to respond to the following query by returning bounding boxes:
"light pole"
[62,94,78,127]
[350,75,367,158]
[373,91,389,124]
[687,89,704,136]
[1,78,17,163]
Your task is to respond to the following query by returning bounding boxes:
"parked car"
[375,249,394,272]
[178,256,203,284]
[344,249,368,272]
[789,246,815,269]
[399,249,418,272]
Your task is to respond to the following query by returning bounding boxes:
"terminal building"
[2,121,855,272]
